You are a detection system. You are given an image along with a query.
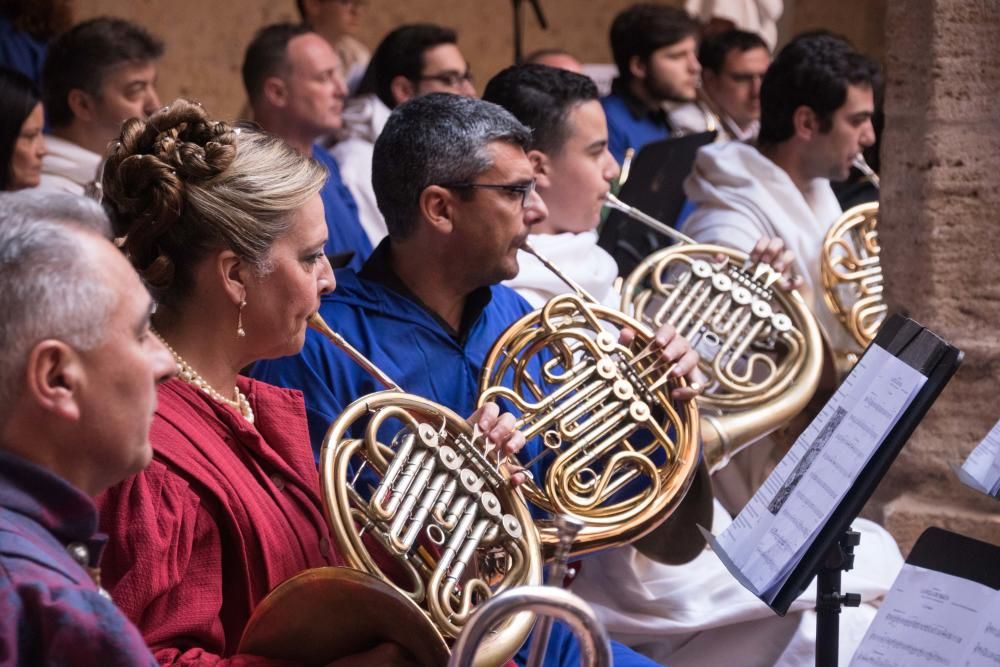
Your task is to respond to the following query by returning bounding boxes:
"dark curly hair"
[758,33,881,146]
[101,99,327,306]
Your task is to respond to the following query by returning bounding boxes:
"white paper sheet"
[710,344,928,601]
[957,418,1000,497]
[849,564,1000,667]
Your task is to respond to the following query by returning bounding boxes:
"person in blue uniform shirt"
[601,4,702,164]
[253,93,701,667]
[243,22,372,270]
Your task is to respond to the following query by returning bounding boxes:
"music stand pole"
[815,529,862,667]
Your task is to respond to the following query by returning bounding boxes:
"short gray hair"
[0,189,112,237]
[0,192,118,424]
[372,93,533,239]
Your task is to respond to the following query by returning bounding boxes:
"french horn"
[821,155,885,372]
[608,193,824,472]
[478,241,701,559]
[240,313,542,667]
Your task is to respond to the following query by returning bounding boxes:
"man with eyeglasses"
[332,24,476,247]
[252,94,698,667]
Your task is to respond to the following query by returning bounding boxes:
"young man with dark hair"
[243,22,372,270]
[601,3,701,163]
[683,33,880,355]
[39,17,163,197]
[332,23,475,246]
[697,29,770,141]
[485,62,900,667]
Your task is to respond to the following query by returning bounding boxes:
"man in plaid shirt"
[0,191,175,664]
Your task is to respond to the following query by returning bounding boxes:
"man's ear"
[628,55,648,81]
[67,89,97,124]
[792,105,819,141]
[389,75,417,106]
[527,148,553,189]
[216,249,249,305]
[262,76,289,109]
[419,185,456,235]
[25,340,85,422]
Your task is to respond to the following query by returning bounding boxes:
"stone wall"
[875,0,1000,552]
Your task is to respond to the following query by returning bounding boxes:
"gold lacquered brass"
[821,202,884,350]
[310,314,542,667]
[611,195,824,472]
[478,280,700,559]
[239,567,450,667]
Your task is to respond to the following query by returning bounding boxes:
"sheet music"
[957,418,1000,497]
[849,564,1000,667]
[711,344,927,601]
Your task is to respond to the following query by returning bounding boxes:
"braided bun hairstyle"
[102,99,327,306]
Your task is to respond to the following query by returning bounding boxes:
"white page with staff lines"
[849,564,1000,667]
[706,344,927,602]
[956,418,1000,497]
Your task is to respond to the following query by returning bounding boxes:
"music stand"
[597,131,715,276]
[703,314,963,667]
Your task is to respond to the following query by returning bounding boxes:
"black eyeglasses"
[440,179,537,207]
[417,70,474,88]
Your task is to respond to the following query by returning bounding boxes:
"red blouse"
[98,377,344,666]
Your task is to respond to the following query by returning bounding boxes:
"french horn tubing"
[608,193,824,472]
[241,313,542,667]
[821,155,886,373]
[478,241,701,560]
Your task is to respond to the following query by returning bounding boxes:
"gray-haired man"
[0,190,175,664]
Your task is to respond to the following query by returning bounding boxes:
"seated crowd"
[0,3,899,666]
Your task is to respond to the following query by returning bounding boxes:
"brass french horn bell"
[240,313,542,667]
[478,241,701,560]
[608,193,825,472]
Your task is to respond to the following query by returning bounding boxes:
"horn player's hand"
[751,236,803,291]
[469,402,528,486]
[618,324,702,401]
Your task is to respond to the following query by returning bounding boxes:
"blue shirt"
[252,244,661,667]
[0,450,156,665]
[312,145,373,271]
[601,82,673,166]
[0,16,46,84]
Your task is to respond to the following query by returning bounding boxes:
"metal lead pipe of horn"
[307,312,402,391]
[604,192,699,245]
[852,154,880,189]
[526,514,585,667]
[521,240,599,304]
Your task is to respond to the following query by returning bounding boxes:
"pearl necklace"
[153,330,255,424]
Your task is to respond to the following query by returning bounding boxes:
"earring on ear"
[237,298,247,338]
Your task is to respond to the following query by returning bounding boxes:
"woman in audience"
[97,98,522,665]
[0,66,46,191]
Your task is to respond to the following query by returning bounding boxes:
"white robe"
[681,140,857,356]
[505,224,902,667]
[38,135,102,198]
[330,93,392,247]
[504,230,620,309]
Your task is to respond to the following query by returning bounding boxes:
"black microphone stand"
[511,0,549,64]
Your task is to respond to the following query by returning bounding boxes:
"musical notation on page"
[850,564,1000,667]
[702,344,927,602]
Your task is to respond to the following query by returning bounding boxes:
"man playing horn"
[252,92,700,666]
[483,62,902,667]
[681,33,881,509]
